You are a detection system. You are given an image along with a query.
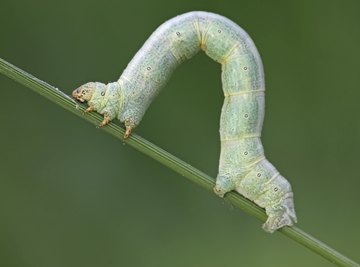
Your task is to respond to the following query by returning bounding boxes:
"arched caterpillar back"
[72,11,297,233]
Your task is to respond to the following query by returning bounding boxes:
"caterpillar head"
[72,82,99,103]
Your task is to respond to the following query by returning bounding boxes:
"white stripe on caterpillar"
[72,11,297,233]
[223,88,265,97]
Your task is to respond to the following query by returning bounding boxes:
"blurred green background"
[1,0,359,266]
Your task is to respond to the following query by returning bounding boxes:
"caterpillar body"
[72,11,297,233]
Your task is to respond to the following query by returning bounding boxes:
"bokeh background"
[1,0,359,266]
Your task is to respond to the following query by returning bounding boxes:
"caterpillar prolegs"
[72,11,297,233]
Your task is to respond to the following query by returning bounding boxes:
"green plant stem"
[0,57,358,267]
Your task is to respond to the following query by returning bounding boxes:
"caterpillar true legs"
[72,11,297,233]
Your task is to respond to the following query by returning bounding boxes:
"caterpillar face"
[72,82,96,103]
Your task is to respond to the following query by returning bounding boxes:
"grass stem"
[0,57,358,267]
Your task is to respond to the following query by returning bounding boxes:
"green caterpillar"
[72,11,297,233]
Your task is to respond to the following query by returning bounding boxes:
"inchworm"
[72,11,297,233]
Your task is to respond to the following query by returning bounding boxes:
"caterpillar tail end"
[262,196,297,233]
